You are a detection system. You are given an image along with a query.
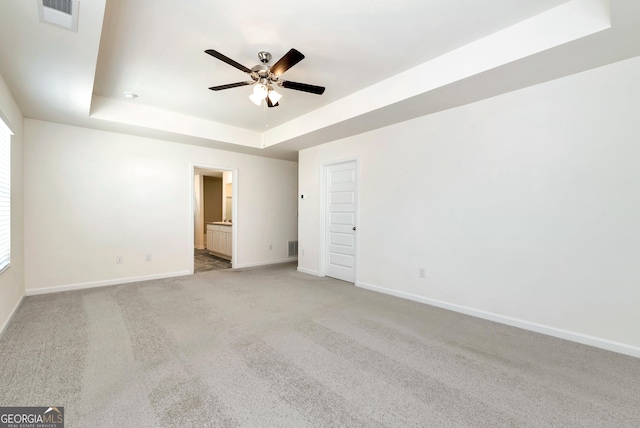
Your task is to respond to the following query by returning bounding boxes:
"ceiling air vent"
[37,0,79,32]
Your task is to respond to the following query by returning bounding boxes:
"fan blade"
[266,97,279,108]
[281,80,325,95]
[270,48,305,76]
[205,50,252,74]
[208,82,254,91]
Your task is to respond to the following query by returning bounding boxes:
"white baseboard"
[25,270,192,296]
[297,267,321,276]
[357,281,640,359]
[0,294,25,339]
[234,258,298,269]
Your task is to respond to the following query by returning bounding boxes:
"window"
[0,117,11,274]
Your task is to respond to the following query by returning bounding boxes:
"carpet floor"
[0,263,638,427]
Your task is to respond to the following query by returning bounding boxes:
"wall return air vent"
[37,0,79,32]
[288,241,298,257]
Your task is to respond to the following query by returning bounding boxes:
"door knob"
[352,226,357,231]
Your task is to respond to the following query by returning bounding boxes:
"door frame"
[189,163,238,273]
[320,158,359,283]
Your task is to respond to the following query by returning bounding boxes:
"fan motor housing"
[251,64,272,80]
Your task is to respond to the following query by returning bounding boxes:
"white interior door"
[325,161,357,282]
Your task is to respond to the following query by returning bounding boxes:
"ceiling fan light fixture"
[268,88,282,104]
[206,48,325,107]
[249,92,264,106]
[249,83,271,106]
[252,84,268,97]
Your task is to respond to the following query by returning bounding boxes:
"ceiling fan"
[205,48,325,107]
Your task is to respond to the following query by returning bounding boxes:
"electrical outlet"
[268,244,272,250]
[145,253,152,262]
[116,256,123,264]
[301,249,305,256]
[418,268,426,279]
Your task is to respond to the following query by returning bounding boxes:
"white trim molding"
[25,271,192,296]
[0,294,25,339]
[235,258,297,269]
[357,281,640,359]
[297,266,321,276]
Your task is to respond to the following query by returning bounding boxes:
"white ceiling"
[1,0,639,161]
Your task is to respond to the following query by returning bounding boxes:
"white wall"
[0,72,25,335]
[24,120,298,293]
[298,55,640,357]
[194,173,205,249]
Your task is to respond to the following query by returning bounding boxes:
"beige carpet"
[0,262,639,427]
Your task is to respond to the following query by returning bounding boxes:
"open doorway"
[192,166,237,273]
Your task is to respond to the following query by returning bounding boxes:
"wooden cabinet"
[206,224,232,260]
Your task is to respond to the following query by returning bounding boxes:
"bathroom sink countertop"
[207,222,232,226]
